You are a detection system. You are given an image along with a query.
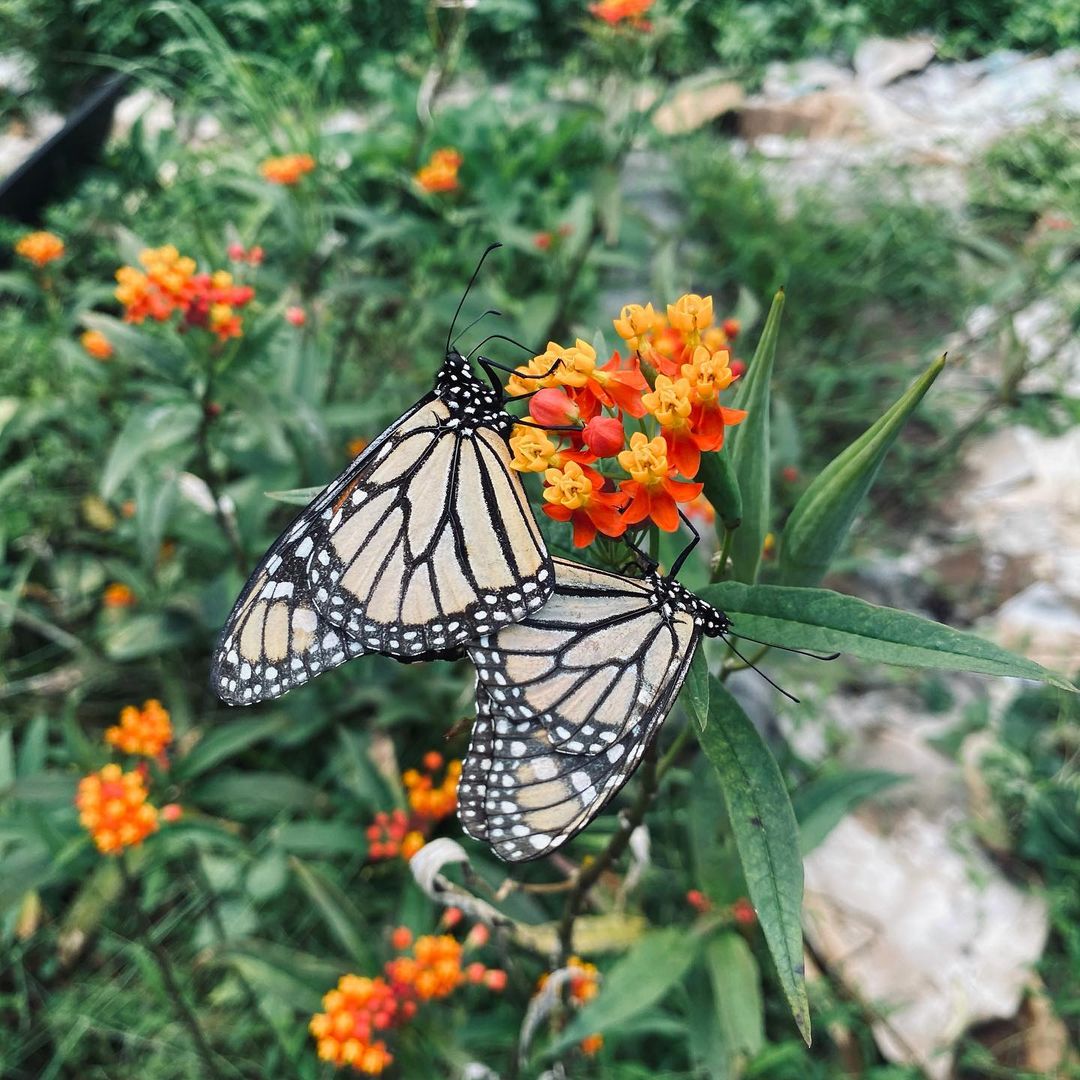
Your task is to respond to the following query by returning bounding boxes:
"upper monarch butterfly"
[211,245,558,706]
[457,547,732,862]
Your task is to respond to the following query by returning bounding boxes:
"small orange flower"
[310,975,398,1075]
[414,148,463,194]
[686,889,712,913]
[285,305,307,327]
[400,832,425,860]
[15,231,64,267]
[589,0,654,25]
[542,461,628,547]
[366,809,410,860]
[618,432,703,532]
[567,955,600,1004]
[76,764,159,854]
[732,897,756,927]
[403,757,461,822]
[102,583,136,609]
[80,329,113,361]
[347,437,369,459]
[260,153,316,185]
[105,699,173,757]
[581,1033,604,1056]
[667,293,714,337]
[386,935,464,1001]
[391,926,413,951]
[613,302,660,352]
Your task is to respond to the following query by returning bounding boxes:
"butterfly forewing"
[308,398,552,657]
[210,398,437,705]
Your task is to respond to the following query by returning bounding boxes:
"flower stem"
[712,525,735,583]
[119,855,224,1078]
[195,374,247,577]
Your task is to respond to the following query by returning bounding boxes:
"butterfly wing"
[211,396,436,705]
[459,559,701,861]
[308,400,553,656]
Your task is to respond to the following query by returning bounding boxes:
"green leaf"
[550,928,697,1053]
[780,355,945,586]
[173,715,290,781]
[190,772,326,818]
[727,289,784,584]
[101,611,195,661]
[290,857,373,967]
[264,485,323,506]
[273,820,367,857]
[697,450,742,532]
[794,769,904,854]
[219,941,343,1011]
[100,400,201,500]
[698,582,1076,693]
[706,932,764,1061]
[695,678,810,1045]
[683,646,711,729]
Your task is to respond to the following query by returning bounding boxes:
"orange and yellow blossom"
[402,757,461,822]
[542,460,628,548]
[259,153,316,185]
[613,302,660,352]
[589,0,654,25]
[508,422,597,474]
[681,344,747,449]
[76,764,159,854]
[309,975,398,1075]
[667,293,713,338]
[414,148,463,193]
[581,1033,605,1056]
[80,329,113,360]
[386,934,465,1002]
[102,582,136,609]
[15,231,64,267]
[618,432,703,532]
[641,374,701,476]
[105,699,173,757]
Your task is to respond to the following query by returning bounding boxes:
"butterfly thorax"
[435,349,514,436]
[650,571,731,637]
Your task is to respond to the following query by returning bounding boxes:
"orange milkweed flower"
[542,461,628,547]
[681,344,747,449]
[15,231,64,267]
[414,148,463,193]
[613,302,660,352]
[386,934,464,1002]
[80,329,113,360]
[105,699,173,757]
[581,1033,605,1056]
[667,293,714,337]
[617,432,703,532]
[76,764,159,854]
[403,757,461,823]
[310,975,398,1074]
[641,374,700,476]
[259,152,316,185]
[508,423,596,474]
[102,582,136,609]
[589,0,654,25]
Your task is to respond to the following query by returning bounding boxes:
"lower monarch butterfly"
[211,245,559,706]
[457,551,731,862]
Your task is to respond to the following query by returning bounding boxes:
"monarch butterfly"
[457,552,731,862]
[211,246,556,706]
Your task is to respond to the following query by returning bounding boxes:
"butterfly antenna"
[466,333,538,359]
[728,633,840,661]
[452,308,501,348]
[447,242,502,353]
[721,635,801,703]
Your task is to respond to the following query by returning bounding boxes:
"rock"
[738,89,867,141]
[762,58,853,100]
[804,810,1049,1079]
[992,582,1080,671]
[652,79,743,135]
[111,88,174,143]
[854,36,936,88]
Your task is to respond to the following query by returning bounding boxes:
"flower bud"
[483,969,507,991]
[161,803,183,823]
[722,317,741,339]
[581,415,624,457]
[227,243,245,261]
[529,388,580,428]
[731,897,756,926]
[391,926,413,950]
[729,358,746,379]
[285,306,306,327]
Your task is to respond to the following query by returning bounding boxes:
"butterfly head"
[655,571,731,637]
[435,348,510,433]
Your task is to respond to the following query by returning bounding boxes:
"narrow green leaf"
[706,932,765,1061]
[173,715,290,781]
[264,485,323,506]
[100,401,201,500]
[699,582,1077,693]
[683,645,711,729]
[58,860,123,951]
[190,771,326,818]
[0,728,13,787]
[550,928,698,1053]
[697,450,742,532]
[793,769,904,854]
[101,611,195,660]
[695,678,810,1045]
[290,857,373,968]
[728,289,784,584]
[273,820,366,857]
[780,355,945,586]
[685,977,733,1080]
[219,940,344,1011]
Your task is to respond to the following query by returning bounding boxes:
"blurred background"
[0,1,1077,1077]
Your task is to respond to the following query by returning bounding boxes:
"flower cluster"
[76,764,159,854]
[114,245,255,341]
[414,148,463,194]
[80,329,113,361]
[311,927,505,1074]
[15,230,64,267]
[506,293,745,547]
[105,699,173,758]
[259,153,316,185]
[589,0,654,27]
[367,753,462,862]
[537,956,603,1057]
[102,582,136,609]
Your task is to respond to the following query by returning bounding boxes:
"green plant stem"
[119,855,224,1079]
[712,526,735,583]
[195,375,247,577]
[557,741,660,962]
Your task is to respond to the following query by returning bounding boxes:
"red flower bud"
[466,962,486,984]
[729,358,746,379]
[781,465,799,484]
[483,969,508,991]
[391,926,413,950]
[227,243,245,261]
[732,897,756,927]
[534,232,553,251]
[161,803,183,823]
[247,245,264,266]
[422,750,444,772]
[686,889,711,913]
[581,415,624,457]
[285,306,306,327]
[442,906,463,929]
[204,401,223,419]
[722,318,741,339]
[529,388,580,428]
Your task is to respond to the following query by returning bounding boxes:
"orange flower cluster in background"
[589,0,654,27]
[259,152,316,185]
[105,699,173,758]
[506,293,745,547]
[76,764,159,854]
[80,329,113,360]
[367,754,461,863]
[114,245,255,341]
[15,230,64,267]
[311,926,505,1074]
[415,148,463,193]
[102,582,136,609]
